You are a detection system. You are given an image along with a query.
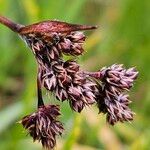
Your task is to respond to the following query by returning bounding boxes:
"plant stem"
[0,15,24,32]
[37,67,44,108]
[83,71,102,79]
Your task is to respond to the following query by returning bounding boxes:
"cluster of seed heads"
[21,105,63,149]
[87,64,138,125]
[0,16,138,150]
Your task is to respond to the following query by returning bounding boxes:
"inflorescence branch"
[0,16,138,150]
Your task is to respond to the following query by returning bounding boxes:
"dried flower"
[40,59,97,112]
[100,64,138,90]
[17,19,98,113]
[105,94,133,125]
[68,80,97,112]
[86,64,138,125]
[0,15,139,149]
[58,32,85,56]
[20,105,64,149]
[97,85,134,125]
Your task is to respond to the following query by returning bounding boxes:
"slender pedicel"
[37,67,44,108]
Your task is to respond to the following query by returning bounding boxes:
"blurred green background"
[0,0,149,150]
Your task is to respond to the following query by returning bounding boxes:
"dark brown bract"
[19,20,97,35]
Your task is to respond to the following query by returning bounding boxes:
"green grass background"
[0,0,149,150]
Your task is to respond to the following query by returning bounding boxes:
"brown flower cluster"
[19,22,138,147]
[22,30,97,113]
[0,16,138,149]
[19,24,100,149]
[20,105,63,149]
[89,64,138,125]
[42,60,97,112]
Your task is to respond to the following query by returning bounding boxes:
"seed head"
[97,85,134,125]
[0,16,139,149]
[93,64,138,125]
[20,105,64,149]
[100,64,138,90]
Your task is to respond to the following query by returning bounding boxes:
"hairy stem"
[0,15,24,32]
[37,67,44,108]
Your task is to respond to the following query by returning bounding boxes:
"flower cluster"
[100,64,138,90]
[22,29,98,113]
[0,16,138,149]
[20,105,63,149]
[86,64,138,125]
[42,60,97,112]
[19,21,138,147]
[19,23,100,149]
